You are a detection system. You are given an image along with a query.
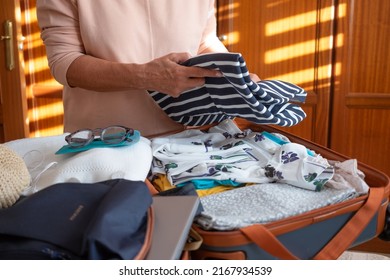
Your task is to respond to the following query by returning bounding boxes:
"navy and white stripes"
[149,52,307,127]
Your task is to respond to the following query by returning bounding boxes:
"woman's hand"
[250,73,261,83]
[141,52,223,97]
[67,52,223,95]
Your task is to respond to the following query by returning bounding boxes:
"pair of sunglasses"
[65,125,135,148]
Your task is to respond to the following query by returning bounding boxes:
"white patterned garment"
[151,128,270,186]
[195,183,358,231]
[151,119,334,191]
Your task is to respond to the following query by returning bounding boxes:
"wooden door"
[217,0,390,255]
[0,0,29,142]
[331,0,390,177]
[1,0,63,143]
[20,0,64,138]
[331,0,390,254]
[217,0,335,146]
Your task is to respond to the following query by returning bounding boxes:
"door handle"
[1,20,14,71]
[218,34,228,42]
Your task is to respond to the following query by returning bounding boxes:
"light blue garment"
[177,179,243,190]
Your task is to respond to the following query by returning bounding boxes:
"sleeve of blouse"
[36,0,85,86]
[198,0,229,54]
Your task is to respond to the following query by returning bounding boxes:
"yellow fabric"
[152,174,176,192]
[151,174,234,197]
[196,185,234,197]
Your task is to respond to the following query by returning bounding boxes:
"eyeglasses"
[65,125,135,148]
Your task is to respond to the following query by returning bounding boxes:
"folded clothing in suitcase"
[149,118,389,260]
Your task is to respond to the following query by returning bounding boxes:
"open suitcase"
[150,118,390,260]
[3,118,387,260]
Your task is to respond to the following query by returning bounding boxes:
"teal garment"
[262,131,315,156]
[55,130,141,154]
[177,179,243,190]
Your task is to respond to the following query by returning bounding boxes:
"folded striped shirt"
[149,52,307,127]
